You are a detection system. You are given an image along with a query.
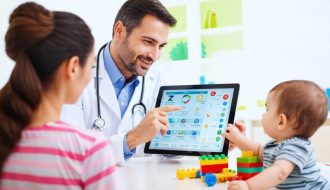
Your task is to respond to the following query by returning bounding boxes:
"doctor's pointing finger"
[126,105,182,150]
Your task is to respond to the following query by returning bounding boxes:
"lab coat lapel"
[97,51,121,119]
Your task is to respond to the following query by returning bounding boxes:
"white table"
[115,156,330,190]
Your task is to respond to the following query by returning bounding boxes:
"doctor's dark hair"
[0,2,94,172]
[270,80,328,138]
[113,0,177,37]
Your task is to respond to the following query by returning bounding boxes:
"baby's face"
[262,92,281,139]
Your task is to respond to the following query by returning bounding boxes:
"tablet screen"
[144,84,239,156]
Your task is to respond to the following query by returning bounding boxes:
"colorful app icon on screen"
[182,95,191,104]
[210,91,216,96]
[197,94,205,101]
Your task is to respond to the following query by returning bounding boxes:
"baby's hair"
[270,80,328,138]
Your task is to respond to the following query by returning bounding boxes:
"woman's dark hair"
[113,0,177,37]
[0,2,94,172]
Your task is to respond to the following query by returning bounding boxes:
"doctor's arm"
[126,105,182,150]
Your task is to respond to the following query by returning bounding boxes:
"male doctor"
[61,0,179,163]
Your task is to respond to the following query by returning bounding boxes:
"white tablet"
[144,83,240,156]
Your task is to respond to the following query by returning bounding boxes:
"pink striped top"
[0,121,117,190]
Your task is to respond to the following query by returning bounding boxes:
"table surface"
[114,156,330,190]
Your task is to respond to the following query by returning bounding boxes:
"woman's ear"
[277,113,288,130]
[65,56,80,80]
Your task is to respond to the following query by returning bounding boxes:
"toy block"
[237,151,263,180]
[237,156,260,163]
[237,167,263,173]
[228,175,243,181]
[237,172,259,180]
[215,170,236,182]
[204,173,217,187]
[187,168,198,178]
[242,150,254,157]
[176,168,198,180]
[200,163,228,174]
[203,168,237,186]
[176,169,187,180]
[237,162,263,168]
[199,154,229,175]
[199,154,228,165]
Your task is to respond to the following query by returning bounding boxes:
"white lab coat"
[61,47,162,164]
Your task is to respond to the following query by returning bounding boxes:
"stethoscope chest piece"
[93,117,105,131]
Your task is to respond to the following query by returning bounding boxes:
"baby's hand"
[222,124,243,144]
[227,121,246,151]
[227,180,249,190]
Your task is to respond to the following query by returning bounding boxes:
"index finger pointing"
[158,105,182,112]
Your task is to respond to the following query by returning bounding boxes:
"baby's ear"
[277,113,288,130]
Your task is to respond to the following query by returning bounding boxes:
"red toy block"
[237,162,263,168]
[228,176,243,181]
[237,172,259,180]
[200,163,228,174]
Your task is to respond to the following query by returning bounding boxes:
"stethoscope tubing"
[94,43,147,129]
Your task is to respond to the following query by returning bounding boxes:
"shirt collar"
[103,42,140,87]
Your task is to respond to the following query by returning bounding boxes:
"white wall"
[1,0,330,160]
[1,1,330,121]
[0,0,126,88]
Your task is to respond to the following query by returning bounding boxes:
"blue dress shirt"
[103,43,140,160]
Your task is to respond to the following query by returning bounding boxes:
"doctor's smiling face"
[115,14,170,78]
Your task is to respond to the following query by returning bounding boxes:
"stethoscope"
[93,43,147,131]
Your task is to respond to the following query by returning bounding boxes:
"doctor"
[61,0,179,163]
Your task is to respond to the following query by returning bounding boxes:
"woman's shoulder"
[29,121,110,149]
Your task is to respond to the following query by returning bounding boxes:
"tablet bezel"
[144,83,240,156]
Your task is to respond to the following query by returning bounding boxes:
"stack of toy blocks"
[199,154,228,181]
[237,150,263,180]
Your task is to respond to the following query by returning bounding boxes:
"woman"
[0,2,116,189]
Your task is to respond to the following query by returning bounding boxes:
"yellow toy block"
[215,168,236,182]
[187,168,198,179]
[242,150,254,158]
[176,168,187,180]
[176,168,198,180]
[200,159,228,165]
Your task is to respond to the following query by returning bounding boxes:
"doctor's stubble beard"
[119,38,154,77]
[127,55,154,76]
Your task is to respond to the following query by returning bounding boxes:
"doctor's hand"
[126,105,182,150]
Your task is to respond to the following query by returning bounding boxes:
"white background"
[1,0,330,120]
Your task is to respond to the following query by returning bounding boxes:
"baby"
[223,80,329,190]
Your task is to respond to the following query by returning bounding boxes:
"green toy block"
[220,154,226,159]
[237,167,263,173]
[237,156,260,163]
[200,155,207,160]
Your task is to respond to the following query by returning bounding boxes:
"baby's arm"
[228,159,295,190]
[222,124,263,159]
